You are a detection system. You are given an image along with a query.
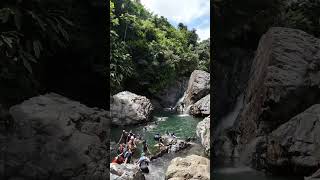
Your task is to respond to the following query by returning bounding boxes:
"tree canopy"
[110,0,210,94]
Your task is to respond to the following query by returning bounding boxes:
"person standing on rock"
[118,129,129,144]
[124,148,133,164]
[112,153,125,164]
[117,143,125,155]
[142,140,151,155]
[136,152,150,173]
[128,136,137,150]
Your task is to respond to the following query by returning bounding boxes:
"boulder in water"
[190,95,210,116]
[4,93,110,179]
[165,154,210,180]
[162,135,191,152]
[111,91,154,125]
[196,116,210,155]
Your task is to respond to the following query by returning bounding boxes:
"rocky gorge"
[214,27,320,178]
[110,69,211,180]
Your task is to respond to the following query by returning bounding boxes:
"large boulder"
[236,27,320,145]
[111,91,154,125]
[161,135,191,153]
[190,95,210,116]
[196,116,210,155]
[268,104,320,174]
[2,93,110,180]
[110,163,145,180]
[165,155,210,180]
[176,70,210,112]
[249,104,320,175]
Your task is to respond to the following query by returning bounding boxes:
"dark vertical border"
[210,0,216,178]
[106,1,111,108]
[106,0,111,166]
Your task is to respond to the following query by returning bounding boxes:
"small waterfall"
[174,93,186,109]
[184,105,192,114]
[215,94,244,136]
[173,92,191,116]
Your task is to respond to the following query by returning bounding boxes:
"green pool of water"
[110,111,202,156]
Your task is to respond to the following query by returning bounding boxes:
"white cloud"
[140,0,210,24]
[197,26,210,41]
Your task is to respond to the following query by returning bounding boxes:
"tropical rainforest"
[0,0,210,110]
[110,0,210,95]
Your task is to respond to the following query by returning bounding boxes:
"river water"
[110,111,206,180]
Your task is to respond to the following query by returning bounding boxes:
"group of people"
[112,129,180,174]
[112,130,151,173]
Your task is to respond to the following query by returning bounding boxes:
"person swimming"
[154,133,160,141]
[171,133,177,138]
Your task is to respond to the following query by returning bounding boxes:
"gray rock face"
[154,78,189,108]
[269,104,320,174]
[2,93,110,180]
[162,135,191,153]
[248,104,320,175]
[183,70,210,107]
[213,127,240,160]
[190,95,210,116]
[165,154,210,180]
[237,27,320,145]
[110,163,145,180]
[176,70,210,113]
[196,116,210,155]
[111,91,154,125]
[214,49,253,120]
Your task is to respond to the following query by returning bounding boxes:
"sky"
[140,0,210,41]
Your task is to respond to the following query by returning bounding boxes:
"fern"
[0,1,74,74]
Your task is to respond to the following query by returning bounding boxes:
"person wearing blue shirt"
[136,152,150,173]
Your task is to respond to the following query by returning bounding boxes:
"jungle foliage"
[0,0,107,107]
[110,0,210,94]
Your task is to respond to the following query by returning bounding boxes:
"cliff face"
[214,27,320,176]
[237,27,320,145]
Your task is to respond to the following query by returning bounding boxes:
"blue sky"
[140,0,210,41]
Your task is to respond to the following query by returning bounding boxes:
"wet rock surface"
[196,116,210,155]
[176,70,210,112]
[1,93,110,179]
[111,91,154,125]
[190,95,210,117]
[110,163,145,180]
[165,154,210,180]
